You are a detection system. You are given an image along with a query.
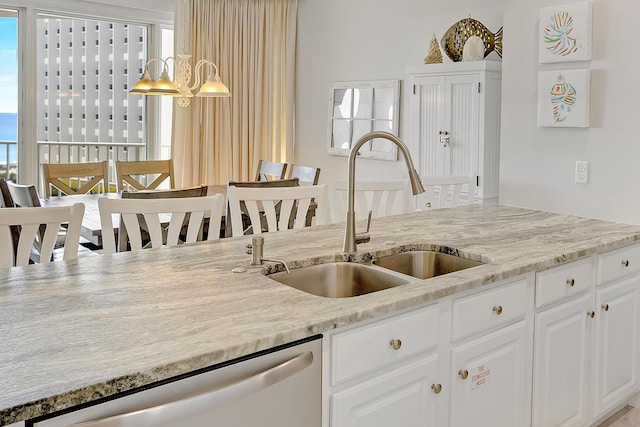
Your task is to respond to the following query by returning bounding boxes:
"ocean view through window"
[0,10,17,181]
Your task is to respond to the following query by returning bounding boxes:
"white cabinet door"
[407,62,501,203]
[449,321,529,427]
[411,73,478,179]
[594,276,640,416]
[331,354,441,427]
[532,293,593,427]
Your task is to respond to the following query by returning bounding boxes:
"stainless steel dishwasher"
[31,336,321,427]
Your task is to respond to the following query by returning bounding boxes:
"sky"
[0,17,17,113]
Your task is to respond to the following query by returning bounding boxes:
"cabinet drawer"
[452,278,528,342]
[331,305,439,385]
[536,257,593,308]
[598,244,640,285]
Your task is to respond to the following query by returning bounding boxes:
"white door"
[412,75,446,176]
[532,294,593,427]
[449,321,529,427]
[411,73,479,179]
[445,74,480,178]
[331,354,441,427]
[594,277,640,416]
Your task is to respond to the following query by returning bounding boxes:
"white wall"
[295,0,505,183]
[500,0,640,224]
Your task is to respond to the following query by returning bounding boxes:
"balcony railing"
[37,141,147,193]
[0,141,17,181]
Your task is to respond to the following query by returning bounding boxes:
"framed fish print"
[537,69,590,128]
[539,1,592,63]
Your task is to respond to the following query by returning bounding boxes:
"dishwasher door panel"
[33,337,321,427]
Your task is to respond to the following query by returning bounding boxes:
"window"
[5,6,171,185]
[326,80,400,160]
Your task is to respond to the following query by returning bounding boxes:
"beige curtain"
[172,0,298,187]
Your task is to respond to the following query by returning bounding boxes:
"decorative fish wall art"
[440,17,503,62]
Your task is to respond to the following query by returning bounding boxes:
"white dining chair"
[329,179,411,223]
[98,194,225,254]
[226,184,328,237]
[419,175,475,210]
[0,203,85,267]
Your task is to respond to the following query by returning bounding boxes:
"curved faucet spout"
[343,131,425,253]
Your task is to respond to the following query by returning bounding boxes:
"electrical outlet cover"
[575,161,589,184]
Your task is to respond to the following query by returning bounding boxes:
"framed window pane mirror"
[326,80,400,160]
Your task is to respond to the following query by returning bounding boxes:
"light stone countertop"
[2,204,640,425]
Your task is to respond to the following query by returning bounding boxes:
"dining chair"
[6,181,41,208]
[0,203,85,267]
[419,175,475,209]
[119,185,210,251]
[42,161,110,197]
[98,194,225,254]
[288,164,321,186]
[6,181,99,261]
[0,178,13,208]
[255,160,288,181]
[225,178,300,236]
[226,184,327,237]
[120,185,207,200]
[116,159,176,192]
[329,179,411,223]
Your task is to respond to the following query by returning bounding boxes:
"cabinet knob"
[492,305,503,315]
[431,383,443,394]
[458,369,469,380]
[622,260,630,267]
[566,278,575,287]
[601,304,609,311]
[389,339,402,351]
[587,310,595,318]
[438,130,449,135]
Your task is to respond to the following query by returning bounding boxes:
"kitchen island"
[2,204,640,426]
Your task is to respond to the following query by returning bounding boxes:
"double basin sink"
[266,250,484,298]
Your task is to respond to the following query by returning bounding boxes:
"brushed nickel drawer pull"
[431,383,443,394]
[389,339,402,351]
[587,310,595,318]
[622,260,630,267]
[458,369,469,380]
[566,278,575,286]
[602,304,609,311]
[492,305,503,315]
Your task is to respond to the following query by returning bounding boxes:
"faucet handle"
[365,210,372,233]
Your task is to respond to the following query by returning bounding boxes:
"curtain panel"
[172,0,298,187]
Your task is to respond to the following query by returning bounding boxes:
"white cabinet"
[331,355,440,427]
[532,248,640,427]
[327,305,442,427]
[532,257,594,427]
[532,294,593,427]
[448,277,531,427]
[326,275,531,427]
[594,276,640,415]
[407,61,502,204]
[449,321,529,427]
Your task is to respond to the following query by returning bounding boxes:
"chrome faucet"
[343,131,425,253]
[247,236,290,273]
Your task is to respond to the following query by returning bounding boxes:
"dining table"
[40,185,227,246]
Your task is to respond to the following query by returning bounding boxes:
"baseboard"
[629,391,640,409]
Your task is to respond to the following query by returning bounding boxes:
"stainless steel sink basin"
[267,262,409,298]
[372,251,483,280]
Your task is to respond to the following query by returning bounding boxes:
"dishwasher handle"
[70,351,314,427]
